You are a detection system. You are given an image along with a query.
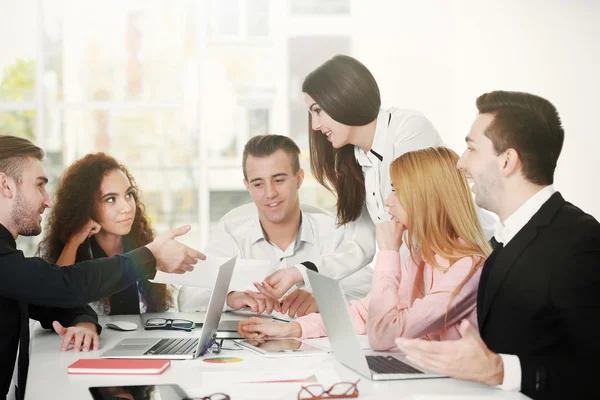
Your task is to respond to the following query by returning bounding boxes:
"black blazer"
[478,192,600,399]
[0,223,156,397]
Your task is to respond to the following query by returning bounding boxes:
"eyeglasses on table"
[298,379,360,399]
[183,393,230,400]
[144,317,195,331]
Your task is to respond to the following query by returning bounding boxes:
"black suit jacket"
[0,297,99,398]
[0,223,156,398]
[478,192,600,399]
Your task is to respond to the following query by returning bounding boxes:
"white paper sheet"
[187,369,342,400]
[150,254,272,292]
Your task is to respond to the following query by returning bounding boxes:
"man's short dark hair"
[242,135,301,180]
[476,91,564,185]
[0,135,44,185]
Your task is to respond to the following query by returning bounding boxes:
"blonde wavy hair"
[390,146,491,312]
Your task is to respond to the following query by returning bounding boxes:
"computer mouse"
[105,320,138,331]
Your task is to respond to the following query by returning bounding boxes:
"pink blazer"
[297,250,482,351]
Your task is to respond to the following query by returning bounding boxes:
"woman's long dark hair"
[303,55,381,224]
[39,153,172,312]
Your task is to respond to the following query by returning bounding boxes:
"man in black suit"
[396,91,600,399]
[0,135,206,399]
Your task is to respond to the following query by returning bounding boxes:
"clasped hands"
[227,266,318,318]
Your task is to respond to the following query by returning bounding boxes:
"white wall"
[352,0,600,218]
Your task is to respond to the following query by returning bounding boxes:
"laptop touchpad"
[117,339,158,349]
[119,344,156,352]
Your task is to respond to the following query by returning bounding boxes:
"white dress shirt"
[178,211,375,312]
[494,185,556,391]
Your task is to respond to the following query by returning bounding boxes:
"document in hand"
[151,254,271,292]
[67,359,170,375]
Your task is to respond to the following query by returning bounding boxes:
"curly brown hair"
[39,152,172,312]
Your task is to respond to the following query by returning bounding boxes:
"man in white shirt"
[179,135,375,317]
[396,91,600,400]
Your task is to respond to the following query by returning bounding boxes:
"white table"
[26,315,530,399]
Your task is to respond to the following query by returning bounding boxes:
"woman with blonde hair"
[238,147,491,350]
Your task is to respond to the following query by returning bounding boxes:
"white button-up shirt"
[355,107,445,223]
[178,211,375,312]
[493,185,556,392]
[354,107,495,265]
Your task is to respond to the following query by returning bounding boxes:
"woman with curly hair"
[39,153,172,315]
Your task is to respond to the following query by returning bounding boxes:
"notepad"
[67,358,170,375]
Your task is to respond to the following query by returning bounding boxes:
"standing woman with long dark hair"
[304,54,444,226]
[39,153,173,315]
[254,55,459,302]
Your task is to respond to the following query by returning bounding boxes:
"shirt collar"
[250,214,267,244]
[250,211,315,247]
[370,108,389,161]
[494,185,556,245]
[354,108,388,167]
[0,223,17,249]
[298,212,315,245]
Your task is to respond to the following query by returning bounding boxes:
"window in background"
[39,1,201,250]
[2,0,349,255]
[0,59,36,104]
[202,2,276,226]
[43,1,194,103]
[290,0,350,15]
[247,0,270,37]
[1,0,39,255]
[0,0,37,105]
[248,108,269,137]
[0,111,36,140]
[204,107,268,226]
[211,0,270,41]
[214,0,241,37]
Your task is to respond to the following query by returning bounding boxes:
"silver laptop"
[307,269,446,381]
[101,257,236,360]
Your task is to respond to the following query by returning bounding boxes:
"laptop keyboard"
[366,355,423,374]
[145,338,199,355]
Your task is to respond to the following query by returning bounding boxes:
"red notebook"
[67,359,170,375]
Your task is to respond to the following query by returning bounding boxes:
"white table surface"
[26,315,530,400]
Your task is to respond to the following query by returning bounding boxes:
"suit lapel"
[479,192,566,330]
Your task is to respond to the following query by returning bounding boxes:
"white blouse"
[354,107,445,224]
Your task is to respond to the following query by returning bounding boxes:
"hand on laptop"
[253,266,303,300]
[395,319,504,386]
[237,317,302,339]
[280,289,318,318]
[53,321,100,352]
[145,225,206,274]
[227,291,282,315]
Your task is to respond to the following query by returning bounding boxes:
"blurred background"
[2,0,599,255]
